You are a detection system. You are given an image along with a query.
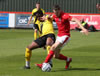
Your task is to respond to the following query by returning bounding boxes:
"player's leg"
[35,34,55,68]
[44,41,61,63]
[35,41,59,68]
[46,37,53,54]
[46,35,55,66]
[46,34,55,54]
[34,29,38,40]
[53,36,72,69]
[43,35,72,69]
[25,36,45,69]
[25,41,39,69]
[33,24,40,40]
[54,48,72,69]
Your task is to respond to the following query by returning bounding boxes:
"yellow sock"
[34,31,37,40]
[46,46,51,54]
[25,48,32,61]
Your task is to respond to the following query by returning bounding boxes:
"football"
[41,63,51,72]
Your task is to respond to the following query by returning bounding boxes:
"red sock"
[58,54,67,61]
[44,50,54,63]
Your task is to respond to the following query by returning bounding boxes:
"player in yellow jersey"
[24,13,55,69]
[28,2,45,40]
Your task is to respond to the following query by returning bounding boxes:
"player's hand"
[48,14,53,18]
[81,29,88,35]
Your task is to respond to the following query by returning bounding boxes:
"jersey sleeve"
[63,13,72,21]
[41,9,45,14]
[32,8,45,16]
[52,14,55,19]
[32,8,37,16]
[32,9,34,15]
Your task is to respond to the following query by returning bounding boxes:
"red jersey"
[52,11,72,36]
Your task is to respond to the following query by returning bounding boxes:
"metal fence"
[0,0,100,13]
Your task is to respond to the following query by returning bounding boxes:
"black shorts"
[34,34,55,47]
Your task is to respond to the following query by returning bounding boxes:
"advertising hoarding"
[15,14,33,28]
[0,13,9,28]
[70,15,100,30]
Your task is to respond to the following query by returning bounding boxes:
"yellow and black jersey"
[32,8,45,25]
[39,15,54,37]
[32,8,45,15]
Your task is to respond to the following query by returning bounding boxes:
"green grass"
[0,29,100,76]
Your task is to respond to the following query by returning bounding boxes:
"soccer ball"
[41,63,51,72]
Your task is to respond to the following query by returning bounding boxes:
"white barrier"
[9,13,15,28]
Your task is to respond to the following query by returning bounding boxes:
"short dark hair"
[53,5,60,11]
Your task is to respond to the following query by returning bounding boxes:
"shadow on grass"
[51,68,100,72]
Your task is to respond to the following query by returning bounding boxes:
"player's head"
[53,5,61,17]
[36,2,40,9]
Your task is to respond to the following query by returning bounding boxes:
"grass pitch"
[0,29,100,76]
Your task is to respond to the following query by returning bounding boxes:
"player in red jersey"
[37,5,88,70]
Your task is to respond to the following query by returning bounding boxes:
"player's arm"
[41,9,45,14]
[28,9,36,25]
[48,14,53,18]
[45,14,54,21]
[28,15,33,25]
[71,17,88,35]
